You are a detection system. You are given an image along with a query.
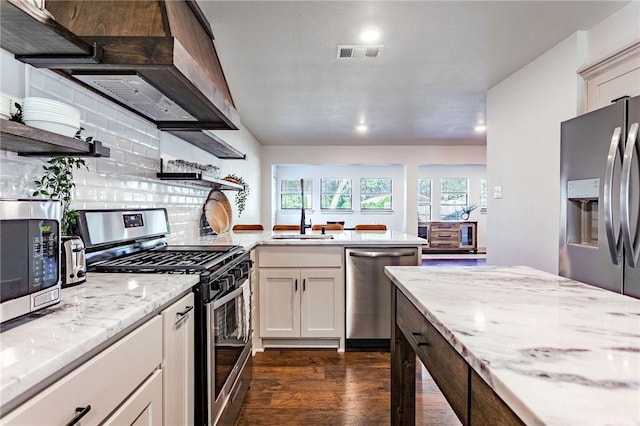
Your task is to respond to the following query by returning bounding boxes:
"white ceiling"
[198,1,629,147]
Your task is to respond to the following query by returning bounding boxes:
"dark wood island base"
[390,288,524,425]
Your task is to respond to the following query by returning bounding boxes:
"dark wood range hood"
[2,0,240,131]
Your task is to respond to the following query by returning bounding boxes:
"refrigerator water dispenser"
[567,178,600,246]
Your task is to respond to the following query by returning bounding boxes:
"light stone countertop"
[385,265,640,426]
[187,229,426,250]
[0,230,424,414]
[0,273,198,412]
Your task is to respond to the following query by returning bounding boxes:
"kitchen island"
[385,265,640,425]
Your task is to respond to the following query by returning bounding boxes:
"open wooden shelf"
[156,173,243,190]
[0,119,110,157]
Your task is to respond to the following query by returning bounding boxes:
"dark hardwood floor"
[236,349,460,425]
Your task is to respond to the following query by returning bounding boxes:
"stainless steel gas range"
[76,208,252,425]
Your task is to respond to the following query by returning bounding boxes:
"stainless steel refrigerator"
[560,95,640,298]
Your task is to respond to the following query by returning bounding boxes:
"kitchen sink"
[271,233,334,240]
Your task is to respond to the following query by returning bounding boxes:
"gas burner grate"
[93,246,242,273]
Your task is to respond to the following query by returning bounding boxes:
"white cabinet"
[2,292,197,426]
[259,268,342,338]
[256,246,344,350]
[103,370,163,426]
[2,317,162,426]
[161,293,194,426]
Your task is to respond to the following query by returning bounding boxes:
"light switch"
[493,186,502,199]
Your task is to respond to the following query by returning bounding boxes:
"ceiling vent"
[337,45,384,59]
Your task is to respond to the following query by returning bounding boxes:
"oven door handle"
[212,283,247,309]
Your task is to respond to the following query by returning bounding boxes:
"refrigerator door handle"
[621,122,640,267]
[604,126,624,264]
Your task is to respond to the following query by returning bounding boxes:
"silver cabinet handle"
[604,126,624,264]
[349,250,416,258]
[621,122,640,267]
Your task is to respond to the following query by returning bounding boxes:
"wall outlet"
[493,186,502,199]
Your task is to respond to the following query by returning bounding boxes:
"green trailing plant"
[33,157,89,235]
[223,173,250,217]
[9,102,23,123]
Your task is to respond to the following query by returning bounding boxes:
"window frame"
[280,178,313,210]
[440,178,468,220]
[320,178,352,210]
[360,178,392,211]
[417,178,432,222]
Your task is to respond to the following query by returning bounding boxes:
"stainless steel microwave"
[0,199,62,323]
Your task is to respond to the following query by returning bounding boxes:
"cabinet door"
[103,370,163,426]
[1,317,162,426]
[259,269,300,337]
[300,269,343,338]
[162,293,194,426]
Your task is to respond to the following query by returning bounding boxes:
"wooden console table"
[419,221,477,253]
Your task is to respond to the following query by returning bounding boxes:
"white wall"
[486,1,640,274]
[487,34,582,273]
[418,164,487,250]
[274,164,405,230]
[584,1,640,67]
[0,51,262,242]
[261,145,486,234]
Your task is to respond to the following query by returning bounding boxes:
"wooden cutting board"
[204,190,232,233]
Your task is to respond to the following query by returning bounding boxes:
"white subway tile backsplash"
[84,111,107,131]
[96,99,117,121]
[2,67,224,244]
[72,89,97,113]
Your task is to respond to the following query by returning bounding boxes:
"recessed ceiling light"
[360,29,380,42]
[475,125,487,133]
[356,124,368,132]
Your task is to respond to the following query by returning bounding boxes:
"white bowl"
[22,112,80,127]
[22,97,80,120]
[0,94,12,120]
[24,119,79,138]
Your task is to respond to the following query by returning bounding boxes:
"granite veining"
[385,265,640,425]
[0,273,198,411]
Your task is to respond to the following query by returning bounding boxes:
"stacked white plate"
[22,97,80,138]
[0,94,13,120]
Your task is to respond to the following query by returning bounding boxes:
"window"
[417,178,432,221]
[480,178,487,209]
[321,178,352,209]
[360,178,392,210]
[440,178,468,220]
[280,179,312,209]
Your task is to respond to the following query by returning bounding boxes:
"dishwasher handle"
[349,250,416,258]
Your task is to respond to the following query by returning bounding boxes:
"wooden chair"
[272,224,301,231]
[354,224,387,231]
[311,223,344,231]
[232,224,264,231]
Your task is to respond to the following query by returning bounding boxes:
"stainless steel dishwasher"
[345,247,420,348]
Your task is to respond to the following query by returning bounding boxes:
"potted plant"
[32,156,88,235]
[223,173,249,217]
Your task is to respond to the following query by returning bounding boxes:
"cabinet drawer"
[430,241,460,248]
[258,246,343,268]
[429,222,458,231]
[3,317,162,426]
[396,291,468,424]
[431,230,459,240]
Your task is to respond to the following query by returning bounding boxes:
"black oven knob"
[231,268,243,280]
